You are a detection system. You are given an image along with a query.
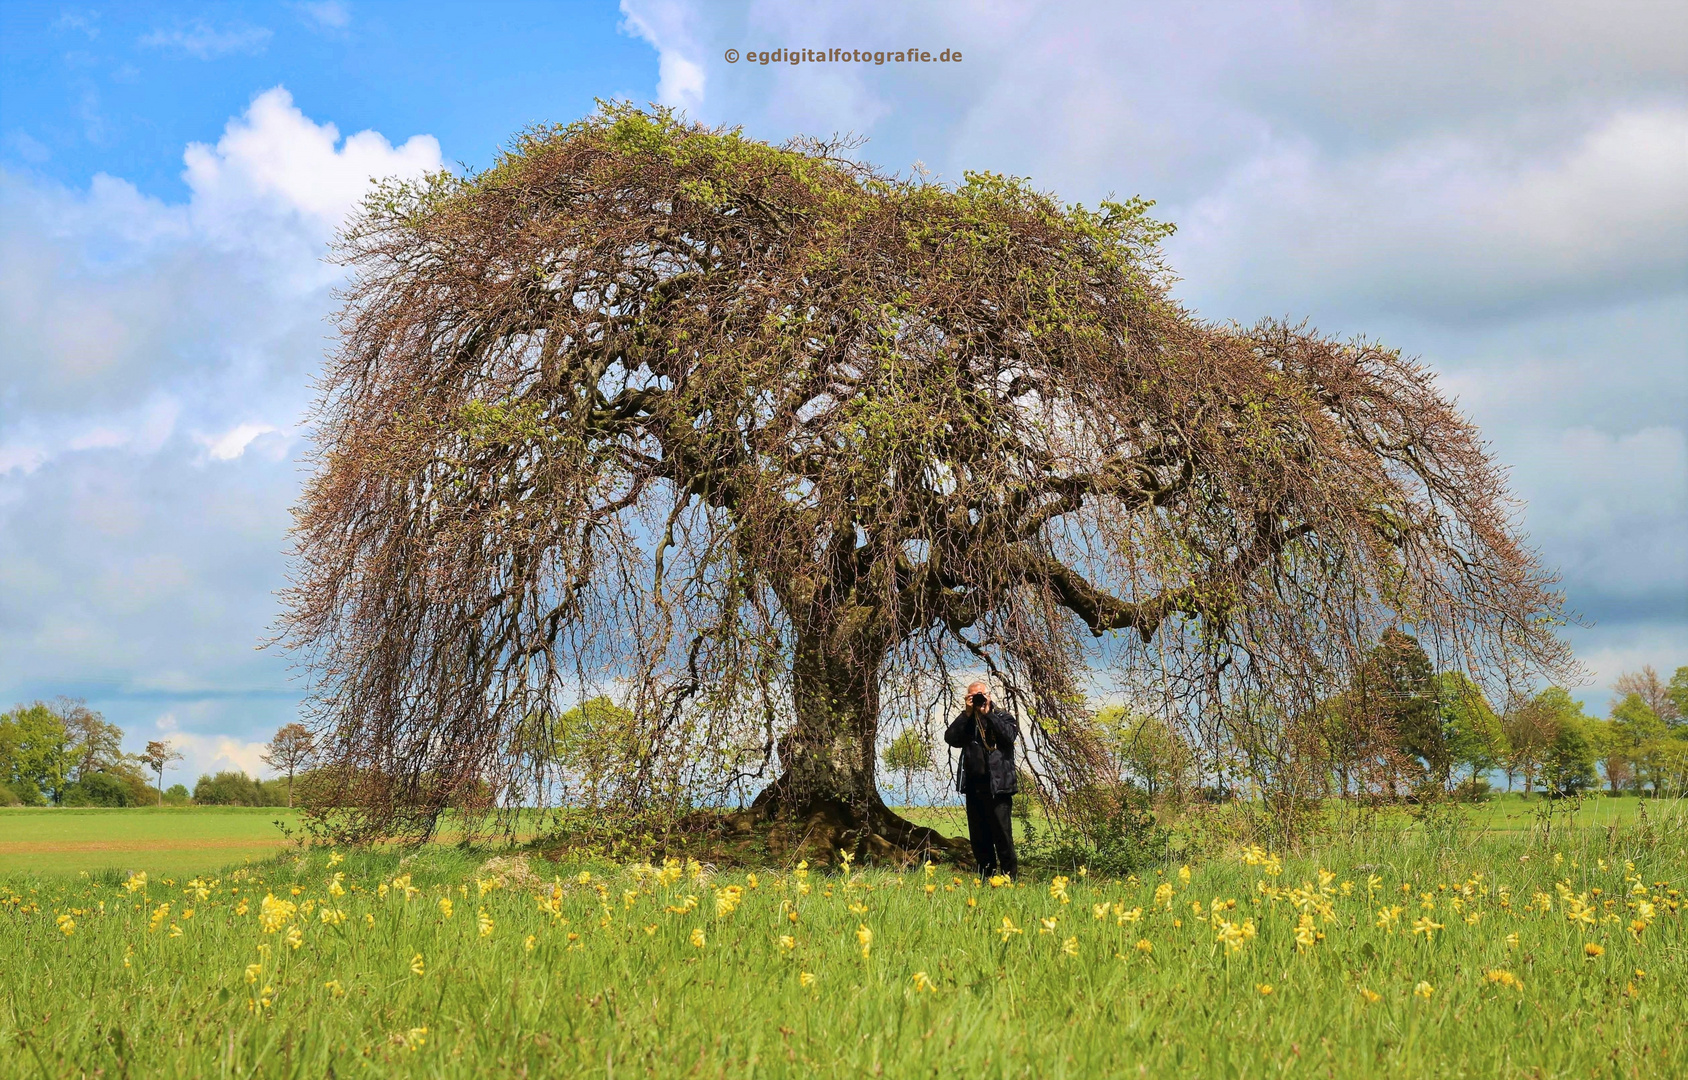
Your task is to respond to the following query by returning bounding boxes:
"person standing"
[943,681,1019,877]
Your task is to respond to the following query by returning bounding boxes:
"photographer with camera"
[943,681,1019,878]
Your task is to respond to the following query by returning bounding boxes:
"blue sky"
[2,1,1684,783]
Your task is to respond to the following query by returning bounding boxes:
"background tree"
[1095,706,1194,799]
[1437,672,1506,790]
[282,105,1573,851]
[1588,719,1634,795]
[1541,715,1597,797]
[137,740,182,807]
[261,724,316,808]
[881,728,934,806]
[1668,666,1688,725]
[0,703,73,805]
[1613,666,1679,725]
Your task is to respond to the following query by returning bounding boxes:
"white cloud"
[151,714,272,780]
[139,21,273,60]
[203,423,283,462]
[295,2,352,32]
[0,91,441,755]
[1174,105,1688,321]
[619,0,707,112]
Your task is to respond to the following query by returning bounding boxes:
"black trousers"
[964,784,1017,877]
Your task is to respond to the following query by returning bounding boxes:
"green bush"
[62,772,137,807]
[192,771,274,806]
[0,782,22,807]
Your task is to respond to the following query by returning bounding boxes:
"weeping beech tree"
[282,105,1573,853]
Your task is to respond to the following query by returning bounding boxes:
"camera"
[970,692,987,709]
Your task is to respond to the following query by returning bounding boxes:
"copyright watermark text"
[724,47,962,66]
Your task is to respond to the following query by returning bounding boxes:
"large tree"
[282,106,1571,854]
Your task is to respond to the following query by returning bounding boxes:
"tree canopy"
[283,104,1573,850]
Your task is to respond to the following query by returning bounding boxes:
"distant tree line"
[1087,641,1688,804]
[0,704,320,809]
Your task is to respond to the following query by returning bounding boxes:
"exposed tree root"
[721,782,973,868]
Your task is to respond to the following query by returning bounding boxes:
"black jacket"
[943,704,1019,796]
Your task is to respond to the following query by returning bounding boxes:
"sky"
[1,0,1684,786]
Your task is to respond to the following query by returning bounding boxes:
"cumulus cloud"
[618,0,708,113]
[0,89,440,763]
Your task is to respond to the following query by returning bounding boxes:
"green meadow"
[1,796,1684,1077]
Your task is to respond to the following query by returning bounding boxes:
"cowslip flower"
[55,913,75,937]
[1135,939,1152,954]
[1414,981,1434,1000]
[1049,877,1071,904]
[410,953,425,976]
[125,872,148,894]
[799,972,816,988]
[524,934,537,952]
[284,925,303,950]
[244,963,262,984]
[690,928,706,948]
[1117,906,1143,925]
[1358,987,1381,1003]
[324,979,345,997]
[1061,936,1079,958]
[778,934,796,951]
[998,917,1022,942]
[911,971,937,993]
[856,924,873,958]
[1039,917,1059,935]
[438,897,454,919]
[1411,916,1443,938]
[477,909,494,938]
[1257,984,1273,996]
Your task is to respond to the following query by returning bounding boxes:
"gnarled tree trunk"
[731,626,967,865]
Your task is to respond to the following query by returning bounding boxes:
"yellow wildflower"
[1484,969,1523,990]
[1061,936,1078,957]
[1039,916,1058,934]
[1049,876,1070,903]
[55,913,75,937]
[1414,981,1434,1000]
[125,872,148,894]
[690,927,706,948]
[1134,938,1153,954]
[258,894,296,934]
[244,962,261,984]
[1257,983,1273,996]
[716,886,745,918]
[911,970,937,992]
[997,916,1023,941]
[799,971,816,987]
[1358,987,1381,1003]
[327,850,344,866]
[410,953,425,976]
[988,874,1012,888]
[1092,901,1110,921]
[477,909,494,937]
[856,923,873,958]
[1411,916,1443,938]
[1505,932,1519,948]
[1178,865,1192,883]
[1293,913,1321,948]
[1584,942,1605,959]
[1117,906,1143,925]
[778,934,795,950]
[284,924,303,950]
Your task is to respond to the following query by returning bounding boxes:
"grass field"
[0,806,303,877]
[2,796,1684,1077]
